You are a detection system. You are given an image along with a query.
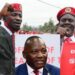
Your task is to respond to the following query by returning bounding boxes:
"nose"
[15,15,22,23]
[37,51,43,58]
[65,20,70,24]
[16,15,21,20]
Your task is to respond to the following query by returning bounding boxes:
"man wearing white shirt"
[0,3,22,75]
[26,63,43,75]
[16,36,60,75]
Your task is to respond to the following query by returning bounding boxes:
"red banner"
[61,38,75,75]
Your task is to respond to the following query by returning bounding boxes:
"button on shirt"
[26,63,43,75]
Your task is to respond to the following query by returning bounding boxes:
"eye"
[61,19,66,22]
[41,49,47,54]
[30,50,38,54]
[11,13,22,18]
[19,14,22,18]
[68,19,73,22]
[11,13,17,16]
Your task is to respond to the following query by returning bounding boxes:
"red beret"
[0,3,22,20]
[57,7,75,21]
[10,3,22,12]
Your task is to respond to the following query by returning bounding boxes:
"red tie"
[33,70,39,75]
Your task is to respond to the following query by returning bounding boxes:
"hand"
[0,3,10,19]
[56,26,67,38]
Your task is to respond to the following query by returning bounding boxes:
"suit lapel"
[43,64,53,75]
[43,68,48,75]
[0,26,14,57]
[0,26,10,36]
[23,63,28,75]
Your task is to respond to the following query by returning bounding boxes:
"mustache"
[60,23,74,27]
[13,20,22,24]
[60,24,74,30]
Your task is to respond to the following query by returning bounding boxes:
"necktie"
[33,70,39,75]
[12,33,15,49]
[11,33,15,75]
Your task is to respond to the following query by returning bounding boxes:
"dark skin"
[56,24,67,38]
[59,14,75,27]
[0,3,22,32]
[60,24,74,37]
[56,24,74,38]
[23,37,47,70]
[58,14,75,37]
[56,23,74,46]
[4,11,22,32]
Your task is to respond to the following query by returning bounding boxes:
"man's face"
[59,14,75,37]
[59,14,75,27]
[24,38,47,70]
[56,25,67,38]
[7,11,22,31]
[60,24,74,37]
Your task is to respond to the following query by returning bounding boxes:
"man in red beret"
[0,3,22,75]
[57,7,75,75]
[57,7,75,41]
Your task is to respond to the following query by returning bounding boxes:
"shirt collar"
[70,35,75,42]
[26,63,43,74]
[26,63,33,74]
[2,24,12,35]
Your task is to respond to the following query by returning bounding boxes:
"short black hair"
[23,36,41,52]
[26,36,40,43]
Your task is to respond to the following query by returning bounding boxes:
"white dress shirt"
[26,63,43,75]
[70,35,75,42]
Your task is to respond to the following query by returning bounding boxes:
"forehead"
[27,38,46,48]
[10,11,22,14]
[60,14,75,19]
[28,38,45,44]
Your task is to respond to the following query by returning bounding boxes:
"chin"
[35,65,45,69]
[66,34,72,37]
[14,27,20,32]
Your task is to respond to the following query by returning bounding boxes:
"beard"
[9,21,21,32]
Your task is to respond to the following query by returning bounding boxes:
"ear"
[3,16,9,22]
[22,51,26,58]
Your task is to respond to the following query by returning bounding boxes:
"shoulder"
[16,63,27,75]
[16,63,26,71]
[46,64,59,69]
[0,26,10,38]
[0,26,4,33]
[45,64,60,75]
[0,26,7,36]
[0,26,5,32]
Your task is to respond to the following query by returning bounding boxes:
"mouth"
[14,22,21,26]
[60,24,73,27]
[34,60,45,69]
[36,61,44,64]
[35,60,45,65]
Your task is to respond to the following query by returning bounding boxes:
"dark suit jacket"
[0,26,15,75]
[16,63,60,75]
